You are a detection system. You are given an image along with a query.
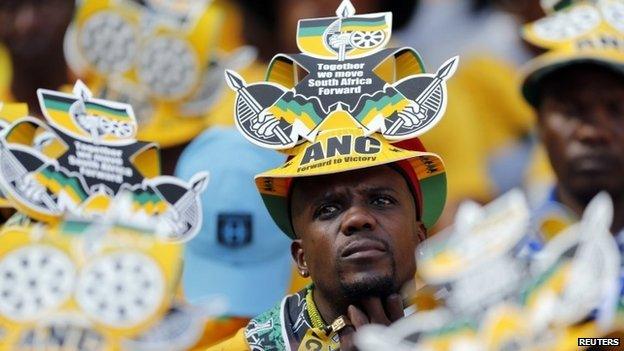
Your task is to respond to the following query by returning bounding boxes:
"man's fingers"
[347,305,369,328]
[337,315,357,351]
[360,298,391,325]
[384,294,405,322]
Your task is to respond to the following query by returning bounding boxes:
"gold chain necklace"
[305,285,326,329]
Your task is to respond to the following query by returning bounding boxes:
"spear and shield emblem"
[225,0,459,150]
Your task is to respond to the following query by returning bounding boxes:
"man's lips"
[340,239,387,260]
[570,154,619,173]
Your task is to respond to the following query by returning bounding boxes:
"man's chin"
[569,177,624,204]
[339,273,397,301]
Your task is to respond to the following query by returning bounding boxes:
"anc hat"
[254,111,447,239]
[520,0,624,106]
[226,0,453,239]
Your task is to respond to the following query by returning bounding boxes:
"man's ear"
[291,239,308,275]
[417,222,427,243]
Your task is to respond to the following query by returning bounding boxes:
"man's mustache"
[336,234,392,260]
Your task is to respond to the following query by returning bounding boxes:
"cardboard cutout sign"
[416,190,531,319]
[144,0,212,25]
[0,205,184,349]
[524,0,624,49]
[520,0,624,109]
[527,192,620,328]
[65,0,255,147]
[225,0,459,150]
[541,0,581,12]
[355,192,622,351]
[0,82,207,242]
[0,103,29,208]
[418,190,530,285]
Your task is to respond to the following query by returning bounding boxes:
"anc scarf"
[243,286,341,350]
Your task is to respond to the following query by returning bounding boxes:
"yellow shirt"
[191,318,249,350]
[205,328,248,351]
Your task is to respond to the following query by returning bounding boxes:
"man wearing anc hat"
[207,1,457,349]
[208,112,447,351]
[519,0,624,240]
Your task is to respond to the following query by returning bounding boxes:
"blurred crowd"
[0,0,623,350]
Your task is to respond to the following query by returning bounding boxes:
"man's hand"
[338,294,404,351]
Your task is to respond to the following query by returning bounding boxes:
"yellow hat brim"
[520,50,624,106]
[254,127,447,238]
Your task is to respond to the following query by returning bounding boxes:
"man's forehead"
[291,166,407,198]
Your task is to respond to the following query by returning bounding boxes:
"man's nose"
[574,114,612,145]
[340,206,377,235]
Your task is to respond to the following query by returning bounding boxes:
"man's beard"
[338,270,397,301]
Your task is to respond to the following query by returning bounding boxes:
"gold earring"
[300,269,309,277]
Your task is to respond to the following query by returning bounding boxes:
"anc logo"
[296,0,391,61]
[225,0,458,151]
[0,82,208,242]
[39,81,136,145]
[300,134,381,166]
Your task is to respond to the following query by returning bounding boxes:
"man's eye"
[371,195,395,207]
[314,204,340,220]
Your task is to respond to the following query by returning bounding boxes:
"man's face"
[538,65,624,204]
[290,165,424,301]
[0,0,74,59]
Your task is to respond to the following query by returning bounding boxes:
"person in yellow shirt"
[0,0,74,115]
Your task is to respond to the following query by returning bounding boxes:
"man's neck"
[311,286,346,326]
[556,185,624,234]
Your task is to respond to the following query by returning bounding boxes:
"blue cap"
[175,127,292,317]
